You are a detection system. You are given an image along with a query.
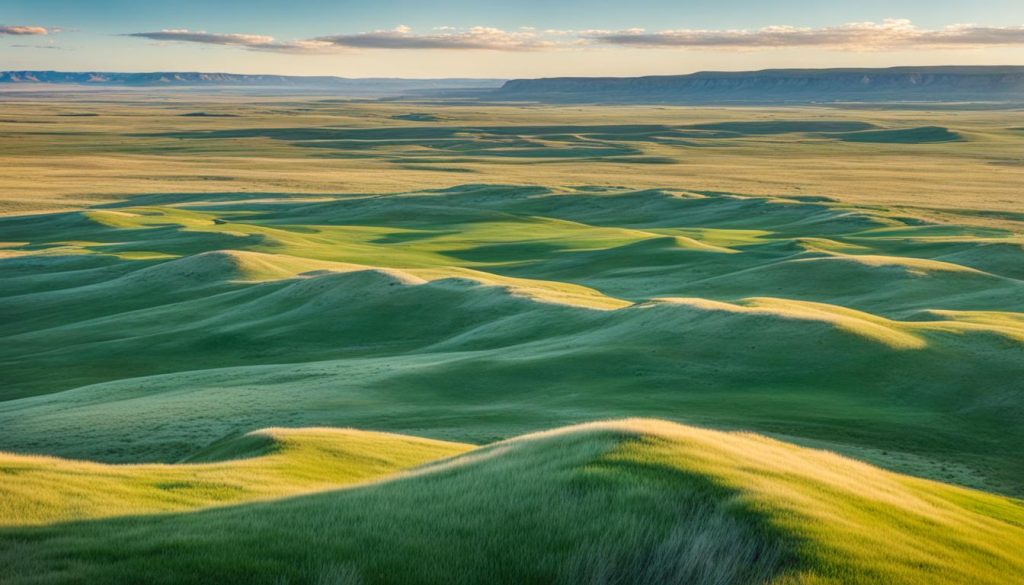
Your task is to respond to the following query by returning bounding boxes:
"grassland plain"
[2,92,1024,229]
[1,93,1023,584]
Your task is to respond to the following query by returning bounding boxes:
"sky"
[3,0,1024,78]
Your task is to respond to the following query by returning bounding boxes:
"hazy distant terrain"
[0,71,503,94]
[1,94,1022,584]
[494,66,1024,103]
[5,66,1024,104]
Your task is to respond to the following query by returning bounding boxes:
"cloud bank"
[584,20,1024,50]
[126,30,331,53]
[127,26,548,53]
[0,25,49,36]
[125,20,1024,54]
[313,26,550,50]
[129,30,277,46]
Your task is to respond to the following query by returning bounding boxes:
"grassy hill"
[1,419,1021,584]
[1,185,1021,496]
[0,429,469,526]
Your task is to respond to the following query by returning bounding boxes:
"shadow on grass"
[0,431,799,585]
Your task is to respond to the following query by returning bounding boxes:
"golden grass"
[1,96,1023,231]
[0,428,470,527]
[651,297,927,349]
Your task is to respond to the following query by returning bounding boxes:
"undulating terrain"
[1,94,1022,584]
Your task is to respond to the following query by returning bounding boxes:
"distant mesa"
[493,66,1024,104]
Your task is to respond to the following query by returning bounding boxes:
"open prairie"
[1,94,1023,584]
[2,94,1024,229]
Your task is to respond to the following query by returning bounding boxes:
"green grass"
[1,419,1021,584]
[0,428,470,526]
[1,185,1022,496]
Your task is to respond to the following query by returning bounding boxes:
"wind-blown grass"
[0,419,1021,584]
[0,428,469,526]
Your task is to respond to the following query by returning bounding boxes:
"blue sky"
[3,1,1024,77]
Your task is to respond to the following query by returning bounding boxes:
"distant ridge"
[494,66,1024,104]
[0,71,503,94]
[5,67,1024,103]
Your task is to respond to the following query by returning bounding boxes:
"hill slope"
[1,419,1021,584]
[0,429,470,526]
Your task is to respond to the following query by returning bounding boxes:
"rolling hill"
[1,98,1023,584]
[1,185,1022,497]
[1,419,1021,584]
[0,428,469,526]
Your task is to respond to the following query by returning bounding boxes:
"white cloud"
[126,30,335,54]
[312,26,552,51]
[0,25,49,36]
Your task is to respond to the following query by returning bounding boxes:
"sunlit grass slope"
[1,419,1021,585]
[0,428,470,526]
